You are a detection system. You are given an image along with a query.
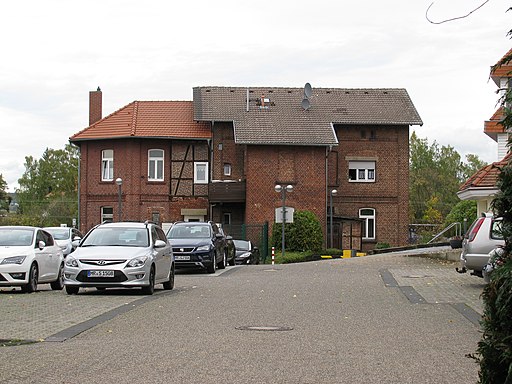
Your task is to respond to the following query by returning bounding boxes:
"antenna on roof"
[302,83,312,110]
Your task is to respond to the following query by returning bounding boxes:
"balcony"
[209,180,246,203]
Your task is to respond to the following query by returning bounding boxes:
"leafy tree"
[409,131,486,224]
[15,144,79,226]
[443,200,477,231]
[0,174,8,212]
[272,210,323,252]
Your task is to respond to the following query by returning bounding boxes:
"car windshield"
[168,225,211,239]
[234,240,250,251]
[0,228,34,246]
[45,228,70,240]
[81,227,149,247]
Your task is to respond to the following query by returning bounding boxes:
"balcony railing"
[208,180,246,203]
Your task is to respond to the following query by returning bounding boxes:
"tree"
[0,174,8,212]
[409,131,486,225]
[15,144,79,226]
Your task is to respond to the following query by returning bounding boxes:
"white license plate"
[87,270,115,278]
[175,255,190,261]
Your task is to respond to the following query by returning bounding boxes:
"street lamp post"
[329,189,338,249]
[275,184,293,258]
[116,177,123,222]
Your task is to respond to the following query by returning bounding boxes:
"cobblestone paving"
[389,265,485,315]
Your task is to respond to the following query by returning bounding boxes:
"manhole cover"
[236,326,293,332]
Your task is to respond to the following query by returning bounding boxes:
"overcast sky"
[1,0,510,192]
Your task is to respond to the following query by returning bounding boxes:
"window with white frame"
[101,206,113,223]
[359,208,375,240]
[101,149,114,181]
[148,149,164,181]
[194,162,208,184]
[223,163,232,176]
[348,161,376,182]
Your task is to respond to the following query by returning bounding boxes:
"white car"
[44,226,83,256]
[0,226,65,292]
[64,221,174,295]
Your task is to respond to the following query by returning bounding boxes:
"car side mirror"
[38,240,46,250]
[226,235,233,240]
[154,239,167,248]
[215,233,223,239]
[72,239,81,247]
[73,236,81,241]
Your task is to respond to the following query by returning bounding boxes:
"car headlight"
[196,245,210,252]
[65,257,78,267]
[239,252,251,258]
[1,256,27,265]
[126,256,148,268]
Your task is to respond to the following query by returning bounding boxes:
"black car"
[166,222,226,273]
[234,240,260,265]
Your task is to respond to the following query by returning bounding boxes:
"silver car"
[457,213,504,277]
[64,222,174,295]
[0,226,64,292]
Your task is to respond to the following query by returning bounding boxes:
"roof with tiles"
[491,47,512,85]
[193,86,422,146]
[484,107,505,140]
[459,152,512,191]
[70,101,211,142]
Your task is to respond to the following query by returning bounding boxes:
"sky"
[1,0,511,192]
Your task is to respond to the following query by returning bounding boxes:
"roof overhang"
[457,187,499,201]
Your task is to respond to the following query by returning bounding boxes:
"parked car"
[456,213,504,278]
[218,226,236,266]
[166,221,226,273]
[44,226,83,256]
[0,226,64,292]
[63,221,174,295]
[234,239,260,265]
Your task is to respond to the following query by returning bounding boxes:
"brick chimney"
[89,87,102,126]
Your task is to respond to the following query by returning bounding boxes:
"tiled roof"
[193,86,422,146]
[490,47,512,85]
[459,152,512,191]
[70,101,211,142]
[484,107,505,140]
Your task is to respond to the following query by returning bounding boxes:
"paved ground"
[0,247,485,342]
[0,248,486,383]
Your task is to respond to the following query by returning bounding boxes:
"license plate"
[87,270,115,278]
[175,255,190,261]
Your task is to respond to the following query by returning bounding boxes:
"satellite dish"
[304,83,312,98]
[301,98,311,110]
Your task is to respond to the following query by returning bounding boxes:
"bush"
[271,210,323,252]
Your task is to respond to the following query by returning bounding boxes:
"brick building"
[70,85,422,252]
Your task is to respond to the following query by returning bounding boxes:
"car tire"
[50,264,65,291]
[163,263,175,290]
[21,263,38,293]
[207,254,217,274]
[65,286,79,295]
[218,251,226,269]
[228,251,235,266]
[141,266,155,295]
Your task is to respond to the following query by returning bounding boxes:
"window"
[349,161,375,182]
[101,150,114,181]
[194,162,208,184]
[101,207,113,223]
[223,163,232,176]
[359,208,375,240]
[148,149,164,181]
[223,213,231,225]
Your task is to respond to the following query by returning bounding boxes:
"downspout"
[76,145,81,231]
[209,121,214,221]
[325,146,330,250]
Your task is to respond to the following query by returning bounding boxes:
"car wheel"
[141,266,155,295]
[163,263,175,290]
[21,263,38,293]
[65,286,79,295]
[50,264,64,290]
[218,251,226,269]
[228,251,236,266]
[207,254,217,274]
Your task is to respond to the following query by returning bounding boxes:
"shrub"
[271,210,323,252]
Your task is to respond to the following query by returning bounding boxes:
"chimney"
[89,87,102,126]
